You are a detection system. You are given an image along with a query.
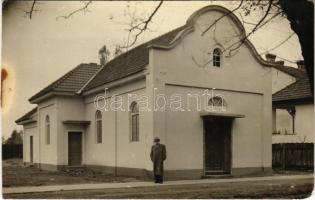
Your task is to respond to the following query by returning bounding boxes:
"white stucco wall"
[56,96,85,166]
[273,104,314,143]
[149,8,272,171]
[163,86,266,170]
[271,68,296,94]
[295,104,314,142]
[23,123,38,163]
[83,78,153,170]
[37,98,58,165]
[23,6,274,174]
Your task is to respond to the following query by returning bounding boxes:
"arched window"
[45,115,50,145]
[208,96,227,111]
[130,102,139,142]
[213,48,222,67]
[96,110,102,144]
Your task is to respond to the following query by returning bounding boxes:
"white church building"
[16,5,287,179]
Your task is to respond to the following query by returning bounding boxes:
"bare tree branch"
[56,1,92,20]
[19,0,38,19]
[119,0,163,49]
[227,0,278,54]
[192,0,285,68]
[260,32,295,54]
[28,0,37,19]
[201,0,244,36]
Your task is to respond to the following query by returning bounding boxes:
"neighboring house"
[269,56,314,143]
[17,5,287,179]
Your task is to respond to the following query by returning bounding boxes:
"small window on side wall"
[208,96,227,111]
[45,115,50,145]
[130,102,139,142]
[213,48,222,67]
[96,110,102,144]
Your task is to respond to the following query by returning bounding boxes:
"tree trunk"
[279,0,314,94]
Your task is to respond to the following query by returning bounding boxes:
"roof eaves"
[28,64,88,102]
[15,107,37,124]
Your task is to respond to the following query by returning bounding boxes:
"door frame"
[67,130,84,166]
[202,116,233,175]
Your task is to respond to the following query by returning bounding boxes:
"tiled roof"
[84,25,187,91]
[15,107,37,124]
[273,76,313,102]
[273,65,306,78]
[29,63,101,101]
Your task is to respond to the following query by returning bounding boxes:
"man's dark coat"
[150,143,167,175]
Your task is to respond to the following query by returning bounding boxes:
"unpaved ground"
[4,177,314,199]
[2,159,144,187]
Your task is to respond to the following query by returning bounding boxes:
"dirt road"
[4,177,313,199]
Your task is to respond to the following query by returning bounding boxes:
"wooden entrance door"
[30,136,33,163]
[68,132,82,166]
[204,116,232,174]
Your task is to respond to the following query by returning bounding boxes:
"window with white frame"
[213,48,222,67]
[96,110,102,144]
[45,115,50,145]
[130,102,139,142]
[208,96,227,111]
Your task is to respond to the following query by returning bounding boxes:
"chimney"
[265,53,276,62]
[275,60,284,66]
[99,45,110,66]
[296,60,306,71]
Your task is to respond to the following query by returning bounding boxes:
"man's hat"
[154,137,160,142]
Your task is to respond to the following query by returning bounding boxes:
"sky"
[2,1,302,139]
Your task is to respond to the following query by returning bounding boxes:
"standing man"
[150,137,167,184]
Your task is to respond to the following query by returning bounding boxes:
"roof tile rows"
[29,63,101,101]
[83,25,187,91]
[27,21,312,106]
[29,26,187,102]
[272,76,313,102]
[273,65,306,79]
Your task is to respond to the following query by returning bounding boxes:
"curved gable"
[186,5,246,36]
[150,5,279,69]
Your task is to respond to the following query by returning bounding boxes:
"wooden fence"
[272,143,313,169]
[2,144,23,159]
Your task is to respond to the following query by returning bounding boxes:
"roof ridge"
[76,64,105,94]
[273,65,306,79]
[102,25,187,68]
[29,63,99,102]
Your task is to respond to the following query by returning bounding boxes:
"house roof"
[83,25,188,91]
[28,5,295,102]
[273,65,306,78]
[29,63,101,102]
[272,76,313,102]
[15,107,37,124]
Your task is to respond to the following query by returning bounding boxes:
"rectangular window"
[213,56,220,67]
[46,124,50,144]
[96,121,102,143]
[131,115,139,141]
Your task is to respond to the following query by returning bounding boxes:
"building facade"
[270,57,314,144]
[16,5,281,179]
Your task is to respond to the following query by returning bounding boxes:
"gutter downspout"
[114,95,118,177]
[37,107,41,169]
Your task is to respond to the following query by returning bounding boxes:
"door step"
[203,170,231,178]
[202,174,232,179]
